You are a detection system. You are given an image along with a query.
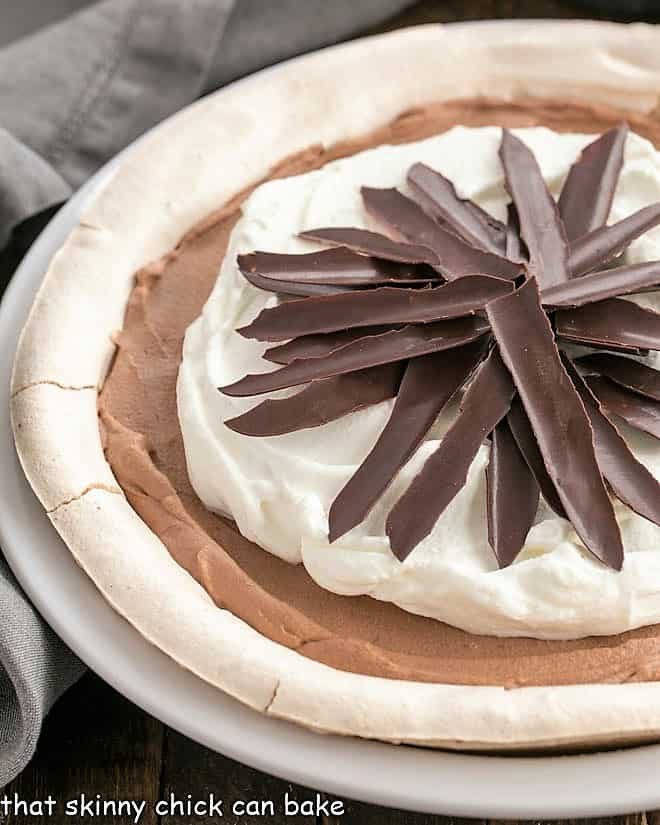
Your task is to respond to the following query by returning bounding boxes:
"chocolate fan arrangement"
[220,125,660,572]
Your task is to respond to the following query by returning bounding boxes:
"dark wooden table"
[4,1,660,822]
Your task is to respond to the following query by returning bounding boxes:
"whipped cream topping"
[177,126,660,640]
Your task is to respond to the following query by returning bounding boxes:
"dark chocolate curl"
[576,353,660,402]
[556,298,660,353]
[386,348,515,561]
[221,318,489,397]
[265,327,391,364]
[486,417,540,569]
[238,247,425,288]
[361,186,520,281]
[224,363,403,436]
[507,397,567,519]
[241,268,348,297]
[558,125,628,242]
[562,359,660,529]
[407,162,506,254]
[568,203,660,277]
[586,376,660,440]
[329,341,487,542]
[240,277,512,342]
[542,261,660,308]
[499,129,570,288]
[297,228,440,269]
[486,277,623,570]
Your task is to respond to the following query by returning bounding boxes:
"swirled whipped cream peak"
[177,124,660,639]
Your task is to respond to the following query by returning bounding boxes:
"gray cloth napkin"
[0,0,413,787]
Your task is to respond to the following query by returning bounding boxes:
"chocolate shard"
[297,228,441,269]
[486,277,623,570]
[407,162,507,254]
[264,326,392,364]
[507,396,567,519]
[239,277,512,342]
[568,203,660,277]
[575,352,660,402]
[221,318,490,397]
[486,416,540,569]
[558,125,628,242]
[224,363,403,437]
[361,186,521,281]
[561,357,660,529]
[505,202,527,263]
[238,247,428,288]
[241,267,349,297]
[555,298,660,353]
[585,376,660,440]
[541,261,660,308]
[329,341,487,542]
[386,348,515,561]
[499,129,570,289]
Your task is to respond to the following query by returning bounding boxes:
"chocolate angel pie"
[12,24,660,750]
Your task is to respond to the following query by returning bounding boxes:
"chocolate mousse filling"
[99,98,660,688]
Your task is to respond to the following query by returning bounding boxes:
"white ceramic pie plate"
[4,21,660,818]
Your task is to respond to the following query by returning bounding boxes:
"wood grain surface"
[4,0,660,822]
